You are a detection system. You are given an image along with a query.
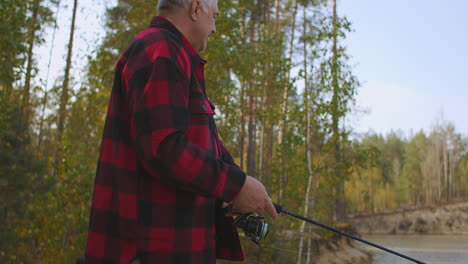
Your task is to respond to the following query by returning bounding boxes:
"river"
[362,235,468,264]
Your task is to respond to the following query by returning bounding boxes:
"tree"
[54,0,78,176]
[22,0,43,114]
[0,97,47,263]
[0,0,28,97]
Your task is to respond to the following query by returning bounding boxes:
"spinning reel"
[233,212,269,244]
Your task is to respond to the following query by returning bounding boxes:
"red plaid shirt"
[85,16,246,264]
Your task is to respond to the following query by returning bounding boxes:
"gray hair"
[158,0,216,15]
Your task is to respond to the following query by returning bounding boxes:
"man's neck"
[161,13,197,50]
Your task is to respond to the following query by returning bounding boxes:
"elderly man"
[84,0,277,263]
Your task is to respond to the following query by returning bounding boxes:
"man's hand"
[231,176,278,219]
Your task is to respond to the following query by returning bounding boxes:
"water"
[362,235,468,264]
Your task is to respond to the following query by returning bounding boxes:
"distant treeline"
[347,127,468,214]
[0,0,466,263]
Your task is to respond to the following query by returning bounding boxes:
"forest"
[1,0,467,263]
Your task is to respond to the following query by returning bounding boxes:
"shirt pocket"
[187,95,217,152]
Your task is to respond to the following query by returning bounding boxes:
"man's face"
[193,0,218,52]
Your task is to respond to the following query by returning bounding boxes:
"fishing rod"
[233,203,427,264]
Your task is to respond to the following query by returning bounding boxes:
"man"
[84,0,277,263]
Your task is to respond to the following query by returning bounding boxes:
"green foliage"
[0,0,28,88]
[3,0,468,262]
[0,0,56,94]
[0,95,48,263]
[347,127,468,214]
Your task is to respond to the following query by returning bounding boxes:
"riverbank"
[348,201,468,235]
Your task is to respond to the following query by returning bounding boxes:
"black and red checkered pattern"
[85,16,246,264]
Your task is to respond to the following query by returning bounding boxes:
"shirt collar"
[150,16,206,69]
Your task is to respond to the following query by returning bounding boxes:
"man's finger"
[256,207,265,216]
[265,199,278,220]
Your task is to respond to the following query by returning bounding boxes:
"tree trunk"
[239,81,246,169]
[258,51,270,182]
[448,141,454,200]
[277,0,298,203]
[435,138,438,203]
[297,7,315,263]
[443,135,449,201]
[371,168,375,213]
[258,109,264,181]
[239,11,247,169]
[331,0,346,222]
[247,93,257,175]
[278,0,298,146]
[22,0,42,120]
[246,21,257,176]
[297,167,314,264]
[38,0,61,150]
[54,0,78,176]
[306,237,312,264]
[274,0,280,33]
[264,124,274,185]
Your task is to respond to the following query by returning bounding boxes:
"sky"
[338,0,468,136]
[36,0,468,137]
[35,0,111,94]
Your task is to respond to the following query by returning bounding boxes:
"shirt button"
[202,104,207,111]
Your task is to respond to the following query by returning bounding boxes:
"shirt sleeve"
[129,42,245,203]
[218,138,243,171]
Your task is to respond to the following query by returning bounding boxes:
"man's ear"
[190,0,200,21]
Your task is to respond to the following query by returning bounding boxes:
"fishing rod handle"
[273,203,283,214]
